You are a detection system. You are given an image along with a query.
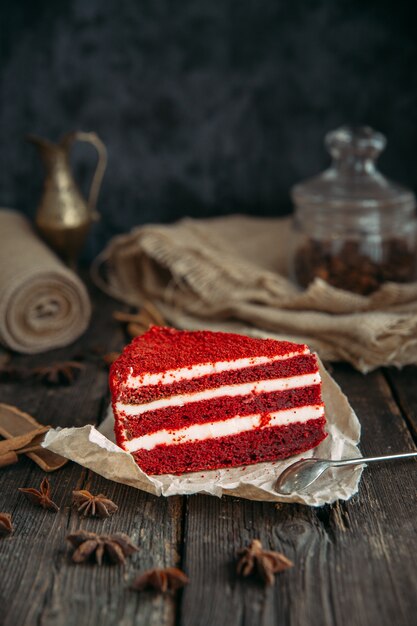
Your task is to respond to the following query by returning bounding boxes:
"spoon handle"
[332,451,417,468]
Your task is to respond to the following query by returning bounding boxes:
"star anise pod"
[0,513,14,537]
[67,530,139,565]
[18,476,59,512]
[113,301,166,338]
[131,567,189,593]
[237,539,293,586]
[72,490,118,518]
[32,360,85,385]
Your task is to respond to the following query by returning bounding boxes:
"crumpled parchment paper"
[42,360,362,506]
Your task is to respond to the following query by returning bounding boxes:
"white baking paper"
[42,361,362,506]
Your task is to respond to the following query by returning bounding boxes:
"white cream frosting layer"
[126,348,309,388]
[123,404,325,452]
[117,372,320,417]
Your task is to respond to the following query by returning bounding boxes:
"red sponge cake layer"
[110,326,327,475]
[132,418,327,475]
[118,385,323,439]
[116,354,319,405]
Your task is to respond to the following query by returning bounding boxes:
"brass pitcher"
[27,131,107,267]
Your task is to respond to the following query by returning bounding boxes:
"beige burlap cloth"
[0,209,91,354]
[92,214,417,373]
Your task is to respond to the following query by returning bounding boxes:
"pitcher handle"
[62,131,107,220]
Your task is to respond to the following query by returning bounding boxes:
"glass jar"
[290,126,417,295]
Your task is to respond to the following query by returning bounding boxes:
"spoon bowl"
[274,451,417,495]
[275,459,330,495]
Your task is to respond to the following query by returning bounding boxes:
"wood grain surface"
[0,282,416,626]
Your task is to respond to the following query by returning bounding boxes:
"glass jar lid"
[291,126,415,213]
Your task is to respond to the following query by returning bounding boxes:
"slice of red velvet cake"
[110,326,327,475]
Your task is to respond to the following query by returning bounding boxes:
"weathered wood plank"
[40,475,182,626]
[2,280,417,626]
[320,367,417,626]
[180,366,417,626]
[0,461,183,626]
[384,366,417,441]
[0,282,183,626]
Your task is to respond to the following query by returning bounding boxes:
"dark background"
[1,0,416,258]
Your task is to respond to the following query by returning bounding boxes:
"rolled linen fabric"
[0,209,91,353]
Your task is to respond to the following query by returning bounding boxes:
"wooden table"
[1,281,416,626]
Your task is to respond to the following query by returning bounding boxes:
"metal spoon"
[274,451,417,495]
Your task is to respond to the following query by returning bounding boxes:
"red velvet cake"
[110,326,327,475]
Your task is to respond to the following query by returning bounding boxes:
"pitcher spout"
[26,133,57,150]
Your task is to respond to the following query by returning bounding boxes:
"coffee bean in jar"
[290,126,417,295]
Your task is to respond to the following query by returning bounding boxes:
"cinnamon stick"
[0,404,68,472]
[0,426,49,455]
[0,451,18,468]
